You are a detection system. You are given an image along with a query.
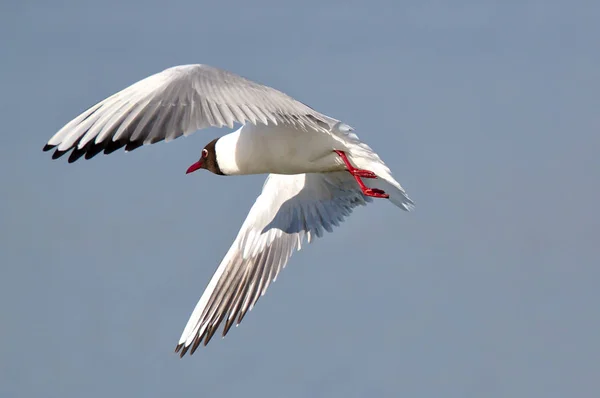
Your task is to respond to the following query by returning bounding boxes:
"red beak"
[186,159,203,174]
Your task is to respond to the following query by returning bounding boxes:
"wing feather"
[44,64,338,161]
[174,172,371,356]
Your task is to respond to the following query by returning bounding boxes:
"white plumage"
[43,64,414,356]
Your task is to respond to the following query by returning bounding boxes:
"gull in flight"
[43,64,414,356]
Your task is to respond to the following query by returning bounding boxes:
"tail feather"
[342,137,414,211]
[364,177,414,210]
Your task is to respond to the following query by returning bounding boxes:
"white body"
[215,122,412,210]
[216,123,345,175]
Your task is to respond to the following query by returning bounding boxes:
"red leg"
[334,150,377,178]
[334,150,389,199]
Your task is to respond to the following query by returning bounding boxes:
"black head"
[186,138,224,175]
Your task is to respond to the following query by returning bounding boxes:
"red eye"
[202,149,208,158]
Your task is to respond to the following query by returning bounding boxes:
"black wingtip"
[51,149,69,160]
[190,335,203,355]
[103,139,126,155]
[43,144,56,152]
[223,318,235,337]
[68,147,88,163]
[124,140,144,152]
[178,344,190,358]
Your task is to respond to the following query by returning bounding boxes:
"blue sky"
[1,1,599,397]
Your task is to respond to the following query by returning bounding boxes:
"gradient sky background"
[2,1,599,397]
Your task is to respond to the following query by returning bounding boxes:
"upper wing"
[44,64,338,162]
[175,172,371,356]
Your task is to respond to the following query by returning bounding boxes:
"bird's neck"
[214,127,244,175]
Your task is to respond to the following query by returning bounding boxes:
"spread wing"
[175,172,371,356]
[44,64,338,162]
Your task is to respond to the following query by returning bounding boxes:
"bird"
[43,64,414,357]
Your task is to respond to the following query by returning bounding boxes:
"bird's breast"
[218,124,346,175]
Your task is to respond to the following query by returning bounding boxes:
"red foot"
[363,188,390,199]
[333,150,389,199]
